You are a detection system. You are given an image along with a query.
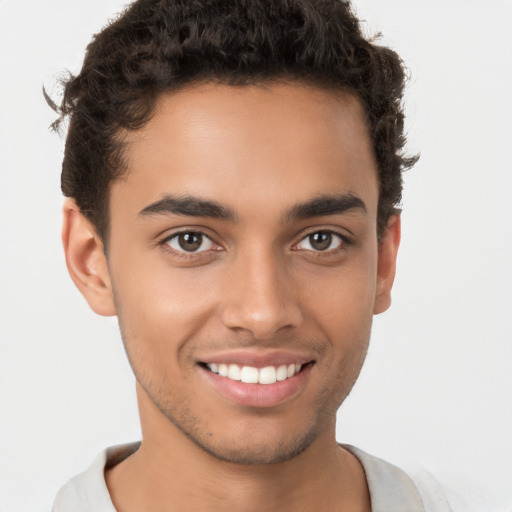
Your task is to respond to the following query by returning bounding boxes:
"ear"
[62,199,116,316]
[373,214,401,315]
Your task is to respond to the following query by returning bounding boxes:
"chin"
[185,426,320,466]
[149,387,325,466]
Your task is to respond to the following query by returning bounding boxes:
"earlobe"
[62,199,116,317]
[373,214,401,315]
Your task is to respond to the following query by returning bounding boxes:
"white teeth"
[276,364,288,381]
[227,364,241,381]
[218,364,228,377]
[206,362,304,384]
[259,366,277,385]
[240,366,259,384]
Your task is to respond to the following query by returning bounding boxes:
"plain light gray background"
[0,1,511,510]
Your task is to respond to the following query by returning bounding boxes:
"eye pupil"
[178,232,202,251]
[310,232,332,251]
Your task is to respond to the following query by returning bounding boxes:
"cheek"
[300,253,378,331]
[297,253,377,385]
[109,252,220,367]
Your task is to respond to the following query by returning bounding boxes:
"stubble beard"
[115,293,372,467]
[139,375,338,465]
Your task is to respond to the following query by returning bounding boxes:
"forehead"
[113,82,379,222]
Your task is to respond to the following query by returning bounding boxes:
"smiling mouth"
[200,362,313,385]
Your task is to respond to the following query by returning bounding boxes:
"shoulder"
[52,442,140,512]
[343,444,455,512]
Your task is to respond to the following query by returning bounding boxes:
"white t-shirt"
[52,442,456,512]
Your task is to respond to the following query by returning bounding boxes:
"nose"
[220,249,303,340]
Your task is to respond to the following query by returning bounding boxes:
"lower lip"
[199,364,312,408]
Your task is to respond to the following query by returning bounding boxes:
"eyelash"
[293,230,352,254]
[159,228,352,259]
[160,230,220,259]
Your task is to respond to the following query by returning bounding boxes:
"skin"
[62,82,400,512]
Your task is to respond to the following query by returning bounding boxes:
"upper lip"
[197,350,315,367]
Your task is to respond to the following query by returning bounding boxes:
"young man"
[50,0,454,510]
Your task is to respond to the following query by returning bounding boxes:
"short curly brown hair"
[48,0,417,243]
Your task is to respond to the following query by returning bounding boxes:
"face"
[68,83,399,465]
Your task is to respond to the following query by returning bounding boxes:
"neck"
[105,388,370,512]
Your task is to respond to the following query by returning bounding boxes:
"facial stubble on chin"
[148,387,326,465]
[137,376,342,466]
[113,293,371,466]
[129,347,369,466]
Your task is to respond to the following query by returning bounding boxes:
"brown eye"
[309,232,332,251]
[178,233,202,251]
[166,232,215,253]
[296,231,343,252]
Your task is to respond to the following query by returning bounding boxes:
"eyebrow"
[286,193,367,221]
[138,192,367,222]
[139,195,236,220]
